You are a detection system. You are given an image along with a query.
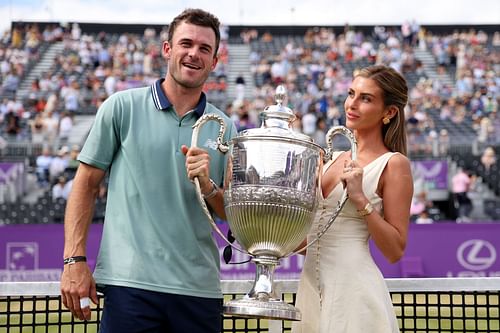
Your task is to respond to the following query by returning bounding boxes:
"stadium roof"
[1,0,499,33]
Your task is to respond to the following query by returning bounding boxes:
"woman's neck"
[353,129,389,157]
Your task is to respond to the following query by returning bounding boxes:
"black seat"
[484,200,500,221]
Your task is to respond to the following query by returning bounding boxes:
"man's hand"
[60,263,98,321]
[181,145,212,193]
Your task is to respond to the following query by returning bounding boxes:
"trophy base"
[224,297,301,321]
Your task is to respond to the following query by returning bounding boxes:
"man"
[60,8,236,333]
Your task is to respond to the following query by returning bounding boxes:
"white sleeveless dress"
[292,152,400,333]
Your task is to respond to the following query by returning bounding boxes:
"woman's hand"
[339,159,367,208]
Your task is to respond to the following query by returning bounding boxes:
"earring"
[382,117,390,125]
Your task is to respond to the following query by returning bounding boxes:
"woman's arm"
[342,154,413,263]
[368,154,413,263]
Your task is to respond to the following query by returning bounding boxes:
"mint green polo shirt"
[78,79,236,298]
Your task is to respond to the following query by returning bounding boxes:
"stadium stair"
[15,42,65,100]
[66,115,95,148]
[413,48,455,89]
[227,44,255,101]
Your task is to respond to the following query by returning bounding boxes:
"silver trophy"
[191,86,357,321]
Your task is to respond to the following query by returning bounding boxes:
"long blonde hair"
[356,65,409,155]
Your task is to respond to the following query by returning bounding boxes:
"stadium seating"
[0,22,498,224]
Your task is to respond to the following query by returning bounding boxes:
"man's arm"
[60,162,106,321]
[201,178,227,220]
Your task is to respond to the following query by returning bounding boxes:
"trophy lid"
[238,85,314,143]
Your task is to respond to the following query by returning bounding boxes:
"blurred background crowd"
[0,20,498,224]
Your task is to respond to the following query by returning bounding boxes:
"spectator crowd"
[0,20,498,223]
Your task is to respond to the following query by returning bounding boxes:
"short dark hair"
[167,8,221,56]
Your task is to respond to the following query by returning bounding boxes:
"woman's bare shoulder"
[382,153,413,183]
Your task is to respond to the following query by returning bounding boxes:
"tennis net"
[1,278,499,333]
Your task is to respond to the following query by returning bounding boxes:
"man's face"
[163,21,218,89]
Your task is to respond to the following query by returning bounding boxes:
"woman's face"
[344,76,387,131]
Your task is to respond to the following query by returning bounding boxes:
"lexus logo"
[457,239,496,271]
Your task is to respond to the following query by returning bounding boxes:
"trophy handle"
[291,126,357,256]
[191,114,246,253]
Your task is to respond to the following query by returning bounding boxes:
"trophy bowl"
[191,86,357,321]
[225,135,321,259]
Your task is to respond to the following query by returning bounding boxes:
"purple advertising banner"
[371,223,500,278]
[1,223,499,281]
[0,224,101,281]
[411,160,448,190]
[0,163,20,185]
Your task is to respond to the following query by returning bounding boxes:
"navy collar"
[150,78,206,117]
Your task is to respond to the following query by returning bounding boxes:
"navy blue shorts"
[98,285,223,333]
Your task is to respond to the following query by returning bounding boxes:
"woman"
[292,65,414,333]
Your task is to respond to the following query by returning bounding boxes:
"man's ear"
[210,55,218,71]
[162,41,171,60]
